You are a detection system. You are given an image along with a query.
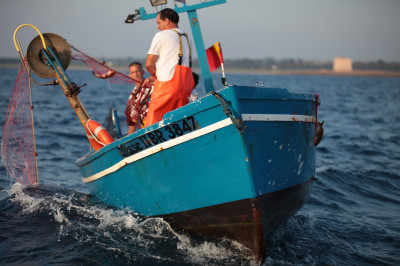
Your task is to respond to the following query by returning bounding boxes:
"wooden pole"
[53,65,90,127]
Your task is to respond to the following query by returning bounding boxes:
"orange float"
[85,120,114,151]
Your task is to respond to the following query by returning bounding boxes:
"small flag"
[206,42,224,72]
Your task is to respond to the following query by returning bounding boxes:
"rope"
[14,26,56,86]
[86,120,106,146]
[210,91,246,133]
[13,24,47,52]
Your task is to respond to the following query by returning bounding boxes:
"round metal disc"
[27,33,71,78]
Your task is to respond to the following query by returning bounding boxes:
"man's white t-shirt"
[148,28,192,82]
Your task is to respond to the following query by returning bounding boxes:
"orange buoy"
[85,120,114,151]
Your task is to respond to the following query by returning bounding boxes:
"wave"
[0,183,258,265]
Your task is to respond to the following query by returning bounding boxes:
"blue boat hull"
[76,85,318,261]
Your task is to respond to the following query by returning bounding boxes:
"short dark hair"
[158,8,179,24]
[129,61,143,68]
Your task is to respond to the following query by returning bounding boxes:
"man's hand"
[143,76,156,87]
[94,70,116,79]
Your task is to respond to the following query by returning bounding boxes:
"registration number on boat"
[117,116,198,157]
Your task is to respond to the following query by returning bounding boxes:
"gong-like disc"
[27,33,71,78]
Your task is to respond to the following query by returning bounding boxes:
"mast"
[126,0,226,93]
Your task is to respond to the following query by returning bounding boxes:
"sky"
[1,0,399,62]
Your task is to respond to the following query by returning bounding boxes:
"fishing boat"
[5,0,322,262]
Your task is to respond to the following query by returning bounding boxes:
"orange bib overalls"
[145,30,195,126]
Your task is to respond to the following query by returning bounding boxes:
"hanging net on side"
[69,45,152,127]
[1,41,153,185]
[2,44,152,185]
[1,58,38,185]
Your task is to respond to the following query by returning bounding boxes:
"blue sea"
[1,67,399,265]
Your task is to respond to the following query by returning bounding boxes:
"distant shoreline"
[222,69,400,78]
[1,63,400,78]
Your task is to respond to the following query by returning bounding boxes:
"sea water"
[1,68,399,265]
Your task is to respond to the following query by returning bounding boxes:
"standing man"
[143,8,195,126]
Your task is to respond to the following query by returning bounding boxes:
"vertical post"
[53,66,91,127]
[187,10,215,93]
[27,67,39,184]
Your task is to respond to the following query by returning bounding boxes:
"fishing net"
[70,45,152,127]
[2,44,152,185]
[1,58,38,185]
[70,45,135,85]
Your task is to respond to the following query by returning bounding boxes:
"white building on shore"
[333,57,353,72]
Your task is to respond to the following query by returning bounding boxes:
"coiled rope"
[210,91,246,133]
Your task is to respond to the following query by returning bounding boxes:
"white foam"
[8,183,45,214]
[5,183,258,264]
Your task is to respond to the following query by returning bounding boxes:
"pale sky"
[1,0,399,62]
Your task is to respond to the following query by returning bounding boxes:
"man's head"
[129,62,145,82]
[157,8,179,31]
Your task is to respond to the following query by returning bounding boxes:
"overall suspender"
[172,29,192,67]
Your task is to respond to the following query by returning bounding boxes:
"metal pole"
[187,10,214,93]
[133,1,227,92]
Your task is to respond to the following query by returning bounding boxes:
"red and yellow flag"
[206,42,224,72]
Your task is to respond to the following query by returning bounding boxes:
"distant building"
[333,57,353,72]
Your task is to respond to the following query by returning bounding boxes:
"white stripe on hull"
[82,118,233,183]
[82,114,315,183]
[242,114,315,123]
